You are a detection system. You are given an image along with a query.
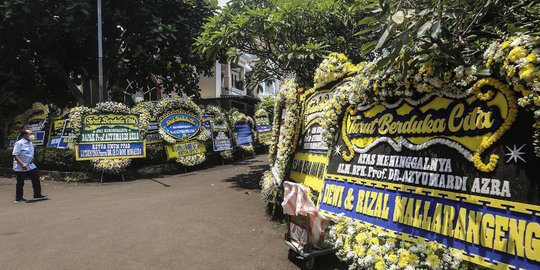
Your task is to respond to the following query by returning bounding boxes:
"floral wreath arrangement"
[228,110,256,153]
[155,97,207,166]
[260,79,300,201]
[13,102,50,131]
[309,33,538,268]
[254,108,272,146]
[133,101,165,162]
[330,215,462,270]
[132,101,157,117]
[484,35,540,157]
[69,102,150,174]
[317,42,539,172]
[313,52,361,89]
[28,102,50,130]
[206,105,234,160]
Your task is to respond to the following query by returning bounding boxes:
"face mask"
[28,135,36,141]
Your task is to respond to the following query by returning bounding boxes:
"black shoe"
[15,198,27,203]
[33,195,48,201]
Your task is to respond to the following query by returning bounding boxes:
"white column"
[227,62,232,93]
[215,61,221,97]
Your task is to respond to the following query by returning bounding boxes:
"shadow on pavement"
[288,252,348,270]
[223,164,268,190]
[147,178,171,187]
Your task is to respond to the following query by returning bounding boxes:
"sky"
[218,0,229,7]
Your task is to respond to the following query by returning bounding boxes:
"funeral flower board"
[47,118,76,149]
[254,109,272,145]
[211,121,233,152]
[234,122,254,147]
[289,89,332,202]
[4,102,49,147]
[160,110,206,161]
[145,117,162,144]
[318,80,540,269]
[75,114,146,160]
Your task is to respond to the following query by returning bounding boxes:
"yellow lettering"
[335,186,344,208]
[480,214,495,249]
[507,218,526,257]
[421,201,432,231]
[381,194,389,220]
[374,192,383,218]
[441,205,456,236]
[493,215,509,253]
[412,200,423,228]
[449,103,464,132]
[355,190,365,213]
[393,196,407,223]
[430,203,443,234]
[453,208,467,241]
[525,222,540,261]
[466,211,482,245]
[403,198,415,226]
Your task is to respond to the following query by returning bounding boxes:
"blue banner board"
[319,177,540,270]
[76,142,145,160]
[160,113,200,140]
[202,113,213,130]
[234,122,253,146]
[211,122,233,152]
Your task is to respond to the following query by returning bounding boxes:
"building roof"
[201,95,260,103]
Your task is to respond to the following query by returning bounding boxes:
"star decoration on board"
[504,144,527,163]
[333,144,343,156]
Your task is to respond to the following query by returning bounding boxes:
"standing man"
[13,129,47,203]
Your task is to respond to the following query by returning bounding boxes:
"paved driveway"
[0,156,343,270]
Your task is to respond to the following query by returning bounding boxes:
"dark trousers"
[15,169,41,200]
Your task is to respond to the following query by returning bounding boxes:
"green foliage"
[357,0,540,72]
[146,144,167,163]
[195,0,375,88]
[0,149,13,167]
[196,0,540,90]
[0,0,218,118]
[34,148,91,172]
[256,96,276,119]
[130,143,168,168]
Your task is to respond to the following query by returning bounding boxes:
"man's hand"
[29,158,34,164]
[21,163,28,170]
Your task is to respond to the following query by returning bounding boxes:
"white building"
[199,54,280,115]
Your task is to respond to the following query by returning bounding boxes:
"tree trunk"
[56,65,88,106]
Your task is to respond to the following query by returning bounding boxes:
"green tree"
[256,95,276,119]
[0,0,217,118]
[357,0,540,72]
[195,0,375,88]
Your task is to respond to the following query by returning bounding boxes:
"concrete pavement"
[0,155,344,270]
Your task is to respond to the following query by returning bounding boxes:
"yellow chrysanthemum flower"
[526,52,538,63]
[506,66,516,78]
[501,40,512,49]
[373,82,379,92]
[508,46,527,62]
[398,257,408,268]
[533,95,540,106]
[355,233,367,243]
[486,56,494,68]
[519,63,537,82]
[343,236,351,251]
[354,245,365,257]
[426,253,441,267]
[408,253,419,264]
[375,259,385,270]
